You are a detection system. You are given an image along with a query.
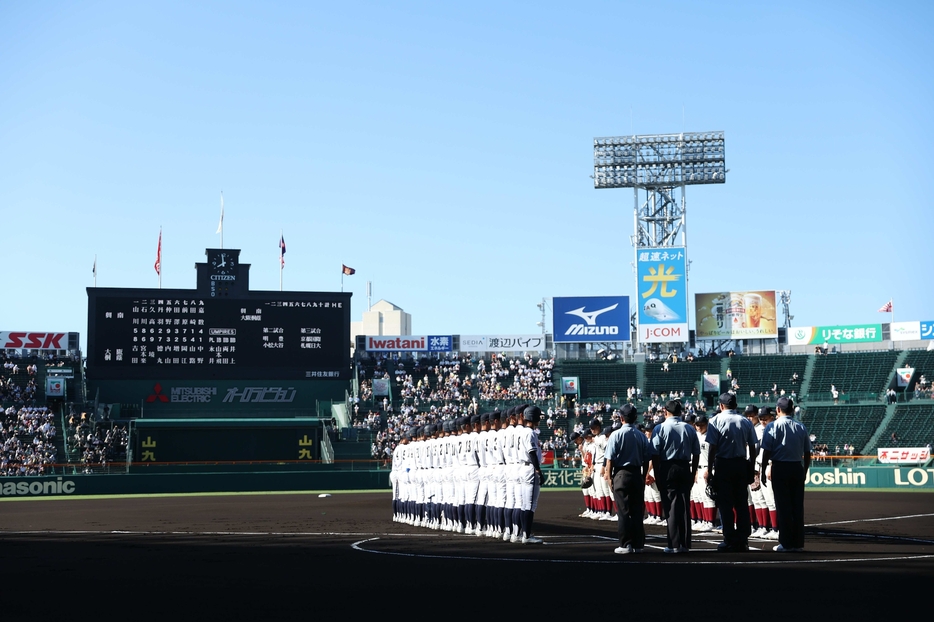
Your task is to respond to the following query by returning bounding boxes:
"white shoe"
[614,545,633,555]
[503,530,512,542]
[598,513,613,521]
[751,527,766,538]
[765,530,779,540]
[610,514,618,521]
[510,534,519,543]
[521,536,543,544]
[475,526,483,537]
[691,521,705,532]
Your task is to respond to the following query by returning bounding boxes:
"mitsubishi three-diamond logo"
[146,383,170,403]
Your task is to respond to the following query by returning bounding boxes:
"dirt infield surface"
[2,489,931,619]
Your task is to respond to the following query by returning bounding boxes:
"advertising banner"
[552,296,630,343]
[896,367,915,388]
[372,378,390,396]
[364,335,453,352]
[695,291,778,339]
[636,248,688,343]
[0,331,69,351]
[787,324,883,346]
[702,373,720,393]
[45,376,65,397]
[878,447,930,464]
[561,377,579,395]
[891,321,921,341]
[921,321,934,340]
[458,335,546,352]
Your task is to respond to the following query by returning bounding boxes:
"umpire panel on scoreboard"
[86,248,351,381]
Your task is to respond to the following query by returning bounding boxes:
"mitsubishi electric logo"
[564,303,620,336]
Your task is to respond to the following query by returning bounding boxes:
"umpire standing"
[705,393,758,552]
[760,397,811,552]
[651,400,700,553]
[603,404,652,555]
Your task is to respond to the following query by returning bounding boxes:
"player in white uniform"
[514,405,544,544]
[390,434,409,522]
[488,410,507,539]
[501,407,521,541]
[590,420,615,521]
[691,414,716,531]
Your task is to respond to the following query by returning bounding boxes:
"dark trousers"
[656,460,692,550]
[714,457,751,547]
[612,467,645,549]
[771,461,806,549]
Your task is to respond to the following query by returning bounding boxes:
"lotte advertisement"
[695,291,778,340]
[636,248,688,343]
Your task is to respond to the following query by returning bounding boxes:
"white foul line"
[807,512,934,527]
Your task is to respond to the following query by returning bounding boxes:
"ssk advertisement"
[552,296,630,343]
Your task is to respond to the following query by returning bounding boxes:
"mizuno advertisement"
[552,296,630,343]
[636,248,689,343]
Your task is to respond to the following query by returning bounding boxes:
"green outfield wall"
[1,465,932,499]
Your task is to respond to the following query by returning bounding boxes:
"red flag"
[279,234,286,268]
[878,300,893,313]
[154,229,162,276]
[342,264,356,276]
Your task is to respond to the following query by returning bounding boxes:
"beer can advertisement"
[636,248,688,343]
[695,291,778,339]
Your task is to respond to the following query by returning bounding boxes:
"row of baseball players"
[390,405,546,544]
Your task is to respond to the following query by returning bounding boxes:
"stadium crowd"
[0,406,58,476]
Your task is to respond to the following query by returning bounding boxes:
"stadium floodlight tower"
[594,132,726,350]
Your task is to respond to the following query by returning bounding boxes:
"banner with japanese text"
[787,324,883,346]
[458,334,546,352]
[636,248,688,343]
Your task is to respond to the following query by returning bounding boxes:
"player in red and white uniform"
[691,415,717,531]
[752,407,778,540]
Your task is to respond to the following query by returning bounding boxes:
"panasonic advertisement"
[552,296,630,343]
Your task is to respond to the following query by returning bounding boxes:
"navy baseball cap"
[719,393,737,408]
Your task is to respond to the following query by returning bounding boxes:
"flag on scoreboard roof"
[92,256,97,278]
[342,264,356,276]
[154,229,162,276]
[279,234,286,268]
[216,192,224,235]
[878,300,893,313]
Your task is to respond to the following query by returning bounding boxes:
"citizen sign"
[0,332,67,350]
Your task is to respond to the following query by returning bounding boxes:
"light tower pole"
[594,132,726,353]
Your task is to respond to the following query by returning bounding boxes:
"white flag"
[216,192,224,235]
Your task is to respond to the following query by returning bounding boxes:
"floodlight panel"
[594,131,726,189]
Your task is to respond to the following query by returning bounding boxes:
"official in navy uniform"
[705,393,758,552]
[651,399,700,553]
[603,404,652,555]
[760,396,811,552]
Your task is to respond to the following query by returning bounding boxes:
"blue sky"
[2,1,931,348]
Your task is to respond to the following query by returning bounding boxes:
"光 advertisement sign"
[636,248,688,343]
[695,291,778,340]
[552,296,630,343]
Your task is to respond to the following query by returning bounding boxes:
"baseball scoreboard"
[86,248,352,381]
